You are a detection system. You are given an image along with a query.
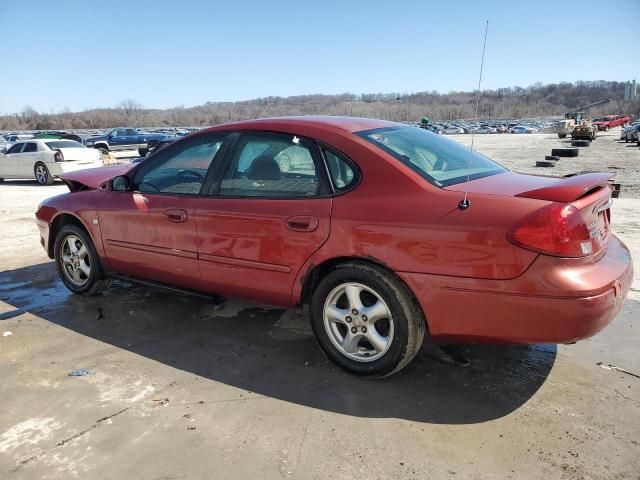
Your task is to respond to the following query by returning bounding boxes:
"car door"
[124,128,139,149]
[0,143,24,178]
[18,141,39,177]
[195,131,332,306]
[97,132,228,291]
[109,129,128,150]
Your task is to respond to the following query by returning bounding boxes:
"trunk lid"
[56,147,101,162]
[447,171,614,256]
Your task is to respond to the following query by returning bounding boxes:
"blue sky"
[1,0,638,114]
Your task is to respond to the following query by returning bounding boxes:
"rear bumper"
[399,235,633,344]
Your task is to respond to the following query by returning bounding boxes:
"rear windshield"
[45,140,84,149]
[357,126,507,187]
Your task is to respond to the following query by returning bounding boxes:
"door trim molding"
[198,253,291,273]
[105,239,197,259]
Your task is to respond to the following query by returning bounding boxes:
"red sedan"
[35,117,633,377]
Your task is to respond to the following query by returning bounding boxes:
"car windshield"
[357,126,507,187]
[45,140,84,149]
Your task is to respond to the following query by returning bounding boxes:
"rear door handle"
[285,215,319,232]
[164,208,188,223]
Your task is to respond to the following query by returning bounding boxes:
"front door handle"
[164,208,188,223]
[285,215,319,232]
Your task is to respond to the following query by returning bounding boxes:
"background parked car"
[442,126,465,134]
[84,128,168,156]
[592,115,631,131]
[621,122,640,142]
[510,126,537,134]
[0,139,102,185]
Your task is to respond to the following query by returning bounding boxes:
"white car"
[442,126,465,134]
[509,126,537,134]
[0,139,103,185]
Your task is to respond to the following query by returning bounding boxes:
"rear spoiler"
[515,172,615,203]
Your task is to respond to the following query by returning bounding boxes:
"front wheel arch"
[48,213,91,258]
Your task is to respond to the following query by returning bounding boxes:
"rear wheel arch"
[299,256,428,328]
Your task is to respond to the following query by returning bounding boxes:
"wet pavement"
[0,182,639,479]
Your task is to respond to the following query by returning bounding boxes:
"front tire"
[34,163,54,185]
[310,262,425,377]
[54,224,111,295]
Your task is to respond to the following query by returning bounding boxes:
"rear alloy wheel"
[54,224,111,295]
[34,163,54,185]
[310,262,425,377]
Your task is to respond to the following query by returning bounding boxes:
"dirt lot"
[450,127,640,198]
[1,134,639,479]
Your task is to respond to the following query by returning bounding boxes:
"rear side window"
[358,126,506,187]
[219,133,320,197]
[322,148,356,192]
[22,142,38,153]
[45,141,84,149]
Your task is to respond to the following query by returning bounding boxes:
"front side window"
[133,134,226,195]
[114,129,127,137]
[357,126,506,187]
[7,143,24,154]
[219,133,320,197]
[125,128,137,136]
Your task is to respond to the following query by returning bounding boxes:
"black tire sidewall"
[310,265,413,376]
[34,163,53,185]
[54,224,103,294]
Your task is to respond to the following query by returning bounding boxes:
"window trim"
[209,130,332,200]
[315,141,361,196]
[124,132,230,198]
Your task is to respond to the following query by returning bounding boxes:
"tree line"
[1,80,638,131]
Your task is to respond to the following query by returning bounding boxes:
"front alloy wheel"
[54,224,111,295]
[60,234,91,286]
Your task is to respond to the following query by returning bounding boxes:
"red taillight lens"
[507,203,592,257]
[54,151,64,162]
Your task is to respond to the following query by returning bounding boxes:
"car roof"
[201,116,398,135]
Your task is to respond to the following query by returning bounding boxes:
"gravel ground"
[449,127,640,198]
[0,145,639,479]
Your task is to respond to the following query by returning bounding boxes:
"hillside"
[1,80,637,131]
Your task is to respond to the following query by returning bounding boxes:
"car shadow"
[0,262,556,425]
[0,179,64,186]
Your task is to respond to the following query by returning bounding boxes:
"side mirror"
[111,175,130,191]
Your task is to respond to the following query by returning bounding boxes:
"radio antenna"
[459,20,489,211]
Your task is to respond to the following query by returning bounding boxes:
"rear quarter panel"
[290,133,542,303]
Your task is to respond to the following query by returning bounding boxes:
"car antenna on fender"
[459,20,489,211]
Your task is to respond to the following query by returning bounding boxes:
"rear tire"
[54,224,111,295]
[571,139,591,147]
[310,262,425,377]
[34,163,54,185]
[557,133,567,139]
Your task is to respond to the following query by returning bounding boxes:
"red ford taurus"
[35,116,633,376]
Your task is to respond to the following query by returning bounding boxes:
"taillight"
[507,203,593,257]
[54,151,64,162]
